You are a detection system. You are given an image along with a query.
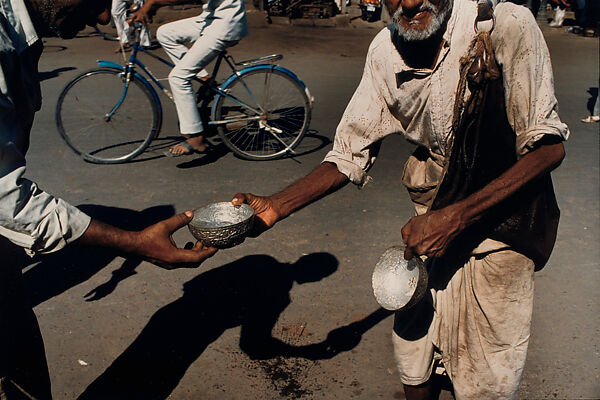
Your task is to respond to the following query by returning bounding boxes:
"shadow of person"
[78,253,393,400]
[23,204,175,307]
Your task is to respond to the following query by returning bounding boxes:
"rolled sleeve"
[323,43,401,187]
[493,4,569,157]
[0,140,90,256]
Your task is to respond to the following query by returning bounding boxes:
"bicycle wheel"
[56,68,161,164]
[213,68,311,160]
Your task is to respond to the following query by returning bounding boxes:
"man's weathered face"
[30,0,111,38]
[385,0,453,41]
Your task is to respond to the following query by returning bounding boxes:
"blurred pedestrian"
[112,0,152,52]
[548,0,570,27]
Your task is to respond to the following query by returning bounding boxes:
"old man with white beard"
[230,0,569,398]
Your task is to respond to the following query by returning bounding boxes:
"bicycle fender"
[211,64,314,120]
[95,61,163,116]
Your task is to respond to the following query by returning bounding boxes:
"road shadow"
[23,204,175,306]
[38,67,76,82]
[41,44,67,53]
[78,253,393,400]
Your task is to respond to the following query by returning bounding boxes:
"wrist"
[269,194,291,220]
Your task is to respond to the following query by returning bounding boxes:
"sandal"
[164,140,210,157]
[581,115,600,123]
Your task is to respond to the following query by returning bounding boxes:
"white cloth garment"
[322,0,569,397]
[324,0,569,256]
[156,0,248,134]
[111,0,151,47]
[323,0,569,189]
[0,0,91,255]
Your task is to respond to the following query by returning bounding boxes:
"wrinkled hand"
[401,205,465,260]
[135,211,217,269]
[232,193,281,237]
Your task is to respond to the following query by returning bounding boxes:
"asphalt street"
[21,4,599,399]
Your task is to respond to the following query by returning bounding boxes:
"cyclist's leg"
[168,34,235,136]
[156,16,204,65]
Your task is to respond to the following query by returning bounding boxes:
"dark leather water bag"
[429,32,560,270]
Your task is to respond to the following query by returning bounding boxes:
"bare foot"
[167,135,207,156]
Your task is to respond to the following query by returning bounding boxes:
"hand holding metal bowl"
[188,202,254,249]
[371,246,428,311]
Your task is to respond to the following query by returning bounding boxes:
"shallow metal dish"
[188,202,254,248]
[371,246,428,311]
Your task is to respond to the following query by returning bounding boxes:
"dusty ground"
[20,3,599,399]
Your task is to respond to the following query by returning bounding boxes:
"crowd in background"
[511,0,600,37]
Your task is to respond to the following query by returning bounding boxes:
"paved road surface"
[22,5,599,399]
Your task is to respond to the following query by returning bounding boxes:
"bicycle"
[55,24,313,163]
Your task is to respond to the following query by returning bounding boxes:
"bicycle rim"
[56,68,160,164]
[214,69,311,160]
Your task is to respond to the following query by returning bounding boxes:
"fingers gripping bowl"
[188,202,254,248]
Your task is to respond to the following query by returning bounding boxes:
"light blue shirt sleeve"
[0,0,91,255]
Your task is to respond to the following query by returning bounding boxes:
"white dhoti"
[392,249,535,399]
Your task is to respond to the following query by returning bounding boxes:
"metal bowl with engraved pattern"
[188,202,254,249]
[371,246,428,311]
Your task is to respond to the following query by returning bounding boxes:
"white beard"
[392,0,453,42]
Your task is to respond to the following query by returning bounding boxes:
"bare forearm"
[452,142,565,228]
[77,219,139,254]
[402,142,565,260]
[271,162,349,218]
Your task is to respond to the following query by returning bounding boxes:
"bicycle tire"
[213,68,311,161]
[56,68,161,164]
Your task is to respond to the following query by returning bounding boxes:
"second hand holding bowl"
[188,202,254,249]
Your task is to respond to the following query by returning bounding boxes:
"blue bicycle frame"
[95,43,312,127]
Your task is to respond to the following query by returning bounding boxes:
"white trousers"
[111,0,151,47]
[157,16,237,135]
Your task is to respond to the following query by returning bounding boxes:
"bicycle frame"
[95,43,311,128]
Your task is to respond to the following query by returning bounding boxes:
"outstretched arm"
[78,211,217,269]
[401,142,565,260]
[232,162,349,235]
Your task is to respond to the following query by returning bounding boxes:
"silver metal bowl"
[188,202,254,248]
[371,246,428,311]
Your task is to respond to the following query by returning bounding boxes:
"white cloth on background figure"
[111,0,151,47]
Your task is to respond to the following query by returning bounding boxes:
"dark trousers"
[0,238,52,400]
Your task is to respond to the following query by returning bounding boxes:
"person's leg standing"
[134,0,152,47]
[0,238,52,400]
[112,0,131,46]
